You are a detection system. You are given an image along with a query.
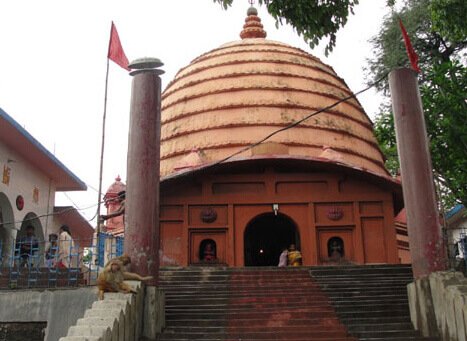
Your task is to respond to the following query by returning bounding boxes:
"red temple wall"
[159,168,399,267]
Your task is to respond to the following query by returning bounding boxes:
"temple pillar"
[125,58,164,283]
[389,67,446,278]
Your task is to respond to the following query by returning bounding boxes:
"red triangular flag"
[108,22,130,71]
[399,18,420,73]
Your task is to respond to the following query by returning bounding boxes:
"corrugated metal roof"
[446,204,465,220]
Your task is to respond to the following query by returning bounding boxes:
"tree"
[368,0,467,208]
[214,0,360,55]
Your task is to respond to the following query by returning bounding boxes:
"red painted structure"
[389,68,446,277]
[159,157,402,267]
[125,64,163,281]
[155,8,405,267]
[102,176,126,236]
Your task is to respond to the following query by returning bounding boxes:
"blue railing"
[0,234,124,289]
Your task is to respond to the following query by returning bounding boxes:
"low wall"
[408,271,467,341]
[0,322,46,341]
[59,282,165,341]
[0,287,97,341]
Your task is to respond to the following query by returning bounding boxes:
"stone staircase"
[59,281,144,341]
[158,265,439,341]
[158,267,357,340]
[310,265,438,341]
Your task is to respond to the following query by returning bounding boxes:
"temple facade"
[101,7,406,267]
[155,7,405,267]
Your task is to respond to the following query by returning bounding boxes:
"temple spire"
[240,5,267,39]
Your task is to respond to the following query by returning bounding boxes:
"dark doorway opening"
[244,213,299,266]
[199,239,217,262]
[327,236,345,260]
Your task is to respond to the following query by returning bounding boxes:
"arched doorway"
[244,213,300,266]
[199,239,217,262]
[0,192,15,263]
[16,212,44,259]
[327,236,345,260]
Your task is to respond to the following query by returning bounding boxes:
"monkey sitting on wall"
[97,255,152,300]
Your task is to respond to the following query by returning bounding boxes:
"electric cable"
[1,71,389,228]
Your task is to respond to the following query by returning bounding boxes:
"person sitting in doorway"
[330,240,343,261]
[287,244,302,266]
[278,247,288,267]
[17,225,39,267]
[202,242,216,262]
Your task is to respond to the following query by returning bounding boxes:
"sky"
[0,0,393,224]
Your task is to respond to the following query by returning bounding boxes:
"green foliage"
[82,252,92,264]
[420,61,467,208]
[213,0,359,55]
[368,0,467,208]
[373,105,399,175]
[431,0,467,43]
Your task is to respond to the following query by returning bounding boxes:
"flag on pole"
[399,18,420,73]
[108,21,130,71]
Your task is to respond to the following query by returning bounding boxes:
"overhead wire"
[1,200,105,226]
[1,71,389,228]
[182,70,391,172]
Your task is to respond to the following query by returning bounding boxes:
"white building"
[446,204,467,260]
[0,107,90,261]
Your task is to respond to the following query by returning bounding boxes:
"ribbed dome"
[160,10,388,178]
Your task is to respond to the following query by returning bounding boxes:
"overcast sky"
[0,0,392,224]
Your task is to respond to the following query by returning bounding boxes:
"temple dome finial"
[240,5,267,39]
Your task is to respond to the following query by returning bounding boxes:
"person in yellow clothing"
[287,244,302,266]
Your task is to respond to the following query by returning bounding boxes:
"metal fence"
[448,233,467,275]
[0,233,124,289]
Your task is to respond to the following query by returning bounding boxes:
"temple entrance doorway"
[244,213,299,266]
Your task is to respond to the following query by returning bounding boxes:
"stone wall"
[0,322,46,341]
[59,282,165,341]
[0,283,165,341]
[0,287,97,341]
[408,271,467,341]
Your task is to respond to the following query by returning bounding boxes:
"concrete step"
[359,336,440,341]
[347,322,415,332]
[59,337,101,341]
[157,265,434,341]
[158,335,354,340]
[165,317,343,327]
[159,329,353,339]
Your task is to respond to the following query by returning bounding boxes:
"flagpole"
[96,56,110,235]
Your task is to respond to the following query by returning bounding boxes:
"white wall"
[448,212,467,259]
[0,142,56,258]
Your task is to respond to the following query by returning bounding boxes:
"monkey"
[97,255,152,300]
[103,254,131,270]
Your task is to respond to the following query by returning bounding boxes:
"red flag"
[108,22,130,71]
[399,18,420,73]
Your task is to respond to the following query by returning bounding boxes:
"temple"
[102,6,407,267]
[154,6,405,267]
[101,7,407,268]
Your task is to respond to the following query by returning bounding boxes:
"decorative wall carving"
[200,207,218,223]
[327,207,344,221]
[15,195,24,211]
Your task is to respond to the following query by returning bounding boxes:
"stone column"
[125,58,164,283]
[389,68,446,278]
